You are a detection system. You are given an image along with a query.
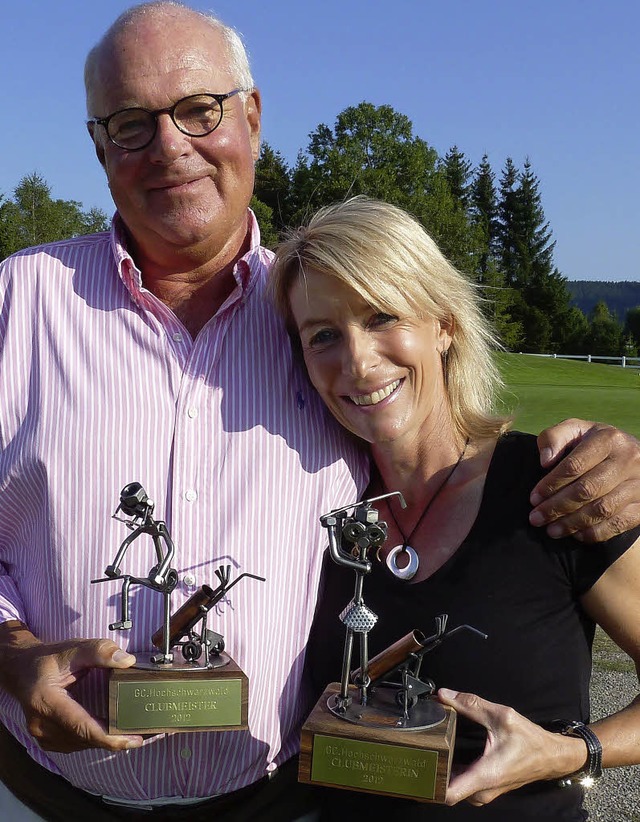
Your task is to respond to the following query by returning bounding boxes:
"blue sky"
[1,0,638,281]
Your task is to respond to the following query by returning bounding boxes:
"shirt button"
[185,489,197,502]
[172,332,183,342]
[187,407,198,419]
[180,747,191,760]
[183,573,196,587]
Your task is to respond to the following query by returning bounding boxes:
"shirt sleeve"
[0,565,28,623]
[558,525,640,597]
[500,432,640,597]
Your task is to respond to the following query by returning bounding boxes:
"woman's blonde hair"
[270,196,510,441]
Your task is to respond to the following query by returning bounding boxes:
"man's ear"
[87,122,106,168]
[245,88,262,161]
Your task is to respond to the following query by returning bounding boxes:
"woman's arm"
[440,537,640,806]
[580,537,640,766]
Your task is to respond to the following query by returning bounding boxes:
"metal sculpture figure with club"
[93,482,179,665]
[91,483,264,734]
[299,493,486,802]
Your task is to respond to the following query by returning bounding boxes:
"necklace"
[382,437,470,581]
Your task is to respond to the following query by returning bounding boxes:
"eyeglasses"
[88,90,247,151]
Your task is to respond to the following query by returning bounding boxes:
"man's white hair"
[84,1,254,114]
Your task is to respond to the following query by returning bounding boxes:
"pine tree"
[474,157,521,348]
[513,159,555,290]
[496,159,572,352]
[253,144,292,233]
[470,154,499,282]
[496,157,519,286]
[441,145,472,211]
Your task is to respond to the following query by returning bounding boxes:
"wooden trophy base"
[299,683,456,803]
[108,653,248,734]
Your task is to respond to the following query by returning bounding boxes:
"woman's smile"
[346,378,402,407]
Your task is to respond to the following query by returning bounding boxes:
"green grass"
[592,627,635,674]
[495,353,640,438]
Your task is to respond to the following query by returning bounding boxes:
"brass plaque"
[310,734,438,800]
[114,678,244,730]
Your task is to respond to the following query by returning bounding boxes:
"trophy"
[299,494,486,803]
[92,482,264,734]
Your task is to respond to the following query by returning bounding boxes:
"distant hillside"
[567,280,640,321]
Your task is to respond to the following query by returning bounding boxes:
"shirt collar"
[109,210,265,303]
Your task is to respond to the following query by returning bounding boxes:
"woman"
[270,197,640,821]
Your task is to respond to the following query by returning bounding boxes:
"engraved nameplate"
[114,677,243,730]
[310,734,438,800]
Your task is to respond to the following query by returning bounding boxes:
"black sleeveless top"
[304,432,639,821]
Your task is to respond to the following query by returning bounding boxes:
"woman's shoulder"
[495,429,538,454]
[491,432,640,592]
[487,430,544,487]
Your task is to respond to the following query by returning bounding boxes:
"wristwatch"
[551,720,603,788]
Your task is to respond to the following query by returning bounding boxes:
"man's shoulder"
[4,231,111,264]
[0,232,116,317]
[2,232,112,275]
[246,243,274,270]
[1,232,114,289]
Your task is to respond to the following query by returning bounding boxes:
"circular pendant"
[385,544,419,581]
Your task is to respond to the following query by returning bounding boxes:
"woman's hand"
[530,419,640,542]
[438,688,587,807]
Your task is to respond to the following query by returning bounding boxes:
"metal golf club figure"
[320,492,487,729]
[92,482,264,670]
[92,483,264,733]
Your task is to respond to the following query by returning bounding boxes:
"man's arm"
[529,419,640,542]
[0,620,142,753]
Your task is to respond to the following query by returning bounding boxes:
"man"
[0,3,639,820]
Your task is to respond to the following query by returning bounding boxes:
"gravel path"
[584,631,640,821]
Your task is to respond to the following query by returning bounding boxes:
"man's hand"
[0,621,143,753]
[438,688,585,807]
[529,418,640,542]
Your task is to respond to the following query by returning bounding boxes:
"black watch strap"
[551,720,603,787]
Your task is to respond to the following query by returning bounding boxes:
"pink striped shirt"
[0,212,367,800]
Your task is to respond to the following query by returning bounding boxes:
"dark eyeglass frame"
[88,89,247,151]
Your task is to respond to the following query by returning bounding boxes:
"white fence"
[517,352,640,369]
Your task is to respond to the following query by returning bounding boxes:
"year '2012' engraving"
[311,734,438,799]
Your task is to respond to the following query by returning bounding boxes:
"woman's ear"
[437,315,455,353]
